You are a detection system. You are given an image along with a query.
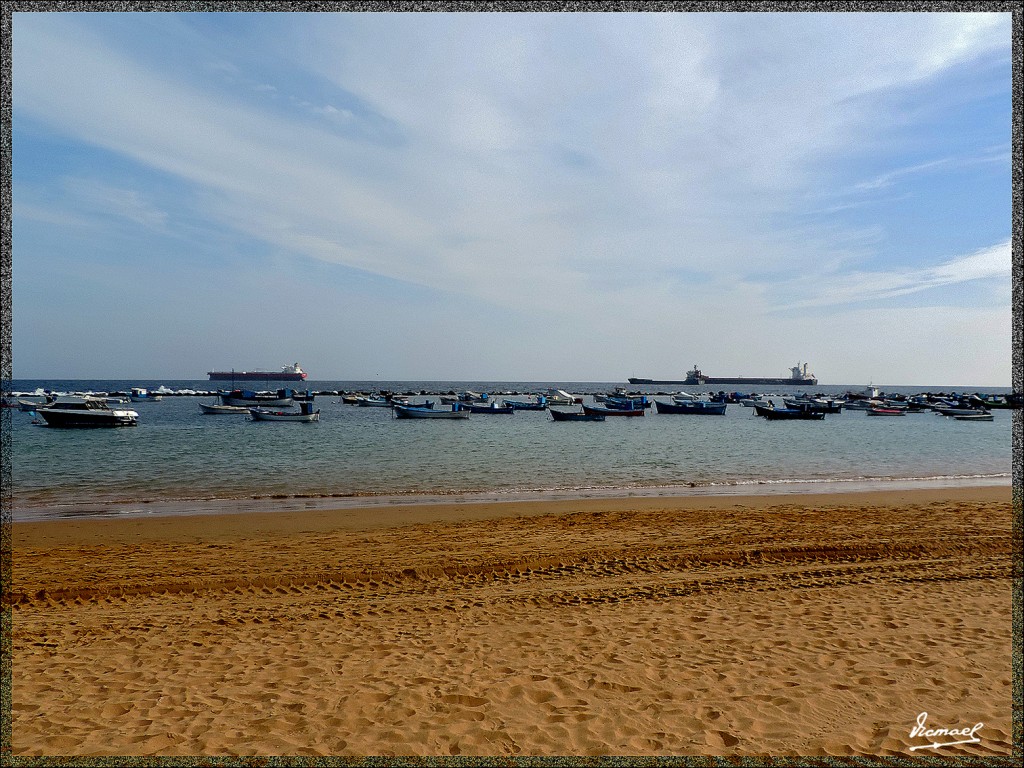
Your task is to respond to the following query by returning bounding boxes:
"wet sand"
[8,485,1015,756]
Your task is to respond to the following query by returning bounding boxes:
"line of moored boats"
[6,384,1018,428]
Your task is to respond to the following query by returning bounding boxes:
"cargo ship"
[629,362,817,387]
[207,363,308,382]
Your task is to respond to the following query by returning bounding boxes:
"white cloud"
[778,239,1012,309]
[60,178,170,230]
[853,159,951,192]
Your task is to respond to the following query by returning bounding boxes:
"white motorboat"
[36,396,139,427]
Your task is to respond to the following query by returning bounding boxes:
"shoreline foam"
[11,472,1012,522]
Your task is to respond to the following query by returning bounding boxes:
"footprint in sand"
[705,730,740,748]
[441,694,488,707]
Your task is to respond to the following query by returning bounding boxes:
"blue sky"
[10,10,1013,386]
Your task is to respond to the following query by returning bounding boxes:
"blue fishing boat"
[219,388,301,407]
[465,402,514,414]
[503,396,548,411]
[783,397,843,413]
[582,404,644,417]
[393,403,470,420]
[654,399,727,415]
[604,395,651,410]
[753,403,825,420]
[550,408,605,422]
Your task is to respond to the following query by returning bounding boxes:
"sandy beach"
[8,485,1015,757]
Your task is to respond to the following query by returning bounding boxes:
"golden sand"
[8,486,1015,756]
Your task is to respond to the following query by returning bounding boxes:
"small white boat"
[355,396,393,407]
[935,406,987,417]
[672,391,699,402]
[129,387,163,402]
[843,398,885,410]
[18,398,52,412]
[200,402,250,415]
[544,389,580,406]
[249,401,321,422]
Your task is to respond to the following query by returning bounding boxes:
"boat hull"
[757,411,827,423]
[504,400,548,410]
[783,399,843,413]
[199,403,250,414]
[393,405,469,419]
[249,408,320,422]
[654,400,727,415]
[582,404,644,417]
[465,404,514,414]
[222,396,295,407]
[208,371,307,381]
[550,409,605,421]
[37,409,138,427]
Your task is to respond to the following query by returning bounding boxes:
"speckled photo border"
[1,2,1020,766]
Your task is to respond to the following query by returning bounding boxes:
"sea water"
[5,379,1014,521]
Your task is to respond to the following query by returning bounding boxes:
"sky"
[9,9,1015,386]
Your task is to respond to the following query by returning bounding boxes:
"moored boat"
[355,395,393,407]
[867,408,905,416]
[753,403,825,420]
[672,391,699,402]
[605,395,651,410]
[393,403,470,419]
[219,388,300,407]
[36,396,139,427]
[655,399,727,415]
[545,389,582,406]
[199,402,251,415]
[249,400,320,422]
[783,398,843,413]
[952,412,994,421]
[465,402,514,414]
[582,404,644,417]
[129,387,163,402]
[934,406,988,417]
[550,408,605,422]
[503,396,548,410]
[18,397,54,412]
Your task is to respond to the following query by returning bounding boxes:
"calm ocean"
[5,379,1014,522]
